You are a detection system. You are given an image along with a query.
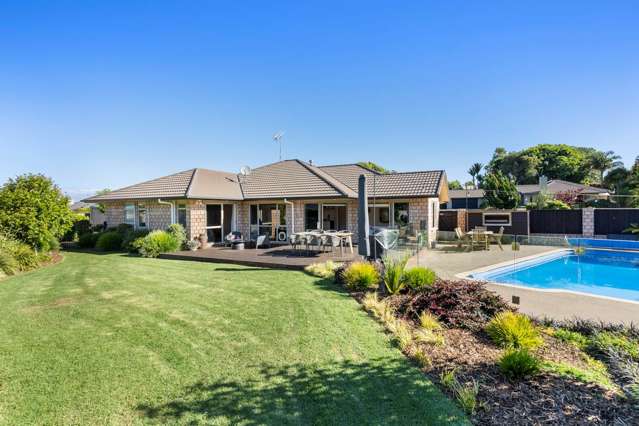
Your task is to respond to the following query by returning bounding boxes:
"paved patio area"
[408,243,639,325]
[160,245,360,270]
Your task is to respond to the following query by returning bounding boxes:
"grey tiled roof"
[85,169,196,201]
[366,171,445,198]
[449,180,609,200]
[84,160,446,202]
[321,164,444,198]
[240,160,356,199]
[319,164,380,191]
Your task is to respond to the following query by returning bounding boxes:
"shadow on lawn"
[136,358,465,425]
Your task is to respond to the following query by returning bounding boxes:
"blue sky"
[1,1,638,200]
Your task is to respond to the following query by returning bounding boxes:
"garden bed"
[307,259,639,425]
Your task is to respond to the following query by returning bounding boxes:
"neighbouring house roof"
[70,201,94,210]
[84,159,446,202]
[448,180,609,200]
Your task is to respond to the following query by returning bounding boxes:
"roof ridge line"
[296,160,357,198]
[184,169,198,198]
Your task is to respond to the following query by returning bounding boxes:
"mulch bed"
[422,328,636,425]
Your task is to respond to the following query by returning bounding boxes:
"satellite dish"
[240,166,252,176]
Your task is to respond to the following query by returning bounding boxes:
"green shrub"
[0,174,74,249]
[78,232,101,249]
[404,267,437,291]
[167,224,187,248]
[553,328,588,349]
[485,311,543,350]
[137,230,180,258]
[343,261,380,290]
[382,254,409,295]
[12,244,39,271]
[0,249,19,276]
[499,349,541,380]
[121,229,150,253]
[95,231,124,252]
[590,331,639,361]
[46,235,60,252]
[116,223,134,235]
[304,261,339,279]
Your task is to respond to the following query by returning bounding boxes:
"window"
[124,204,135,226]
[483,212,511,226]
[305,204,319,231]
[177,203,187,228]
[137,203,147,228]
[393,203,409,227]
[368,205,390,227]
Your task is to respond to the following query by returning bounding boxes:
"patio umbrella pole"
[358,175,370,259]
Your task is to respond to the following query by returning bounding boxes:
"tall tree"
[588,150,622,185]
[467,163,483,188]
[482,171,521,209]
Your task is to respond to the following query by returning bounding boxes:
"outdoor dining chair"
[490,226,505,251]
[454,227,471,250]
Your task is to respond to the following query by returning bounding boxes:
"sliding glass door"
[321,204,347,231]
[205,204,234,243]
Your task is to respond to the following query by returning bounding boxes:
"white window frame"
[482,212,512,227]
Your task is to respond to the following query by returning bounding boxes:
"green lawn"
[0,252,466,425]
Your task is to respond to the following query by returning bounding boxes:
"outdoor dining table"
[465,230,493,250]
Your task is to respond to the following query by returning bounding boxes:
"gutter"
[158,199,175,224]
[284,198,294,235]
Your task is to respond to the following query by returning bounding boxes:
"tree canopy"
[0,174,74,250]
[358,161,392,174]
[486,144,613,185]
[448,180,463,190]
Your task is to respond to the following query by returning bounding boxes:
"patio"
[160,245,360,270]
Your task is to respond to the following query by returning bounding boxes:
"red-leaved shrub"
[392,279,512,331]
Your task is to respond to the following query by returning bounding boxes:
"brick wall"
[187,200,207,241]
[103,200,172,231]
[582,207,595,237]
[104,201,125,227]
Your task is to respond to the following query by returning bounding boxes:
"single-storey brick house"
[84,160,449,245]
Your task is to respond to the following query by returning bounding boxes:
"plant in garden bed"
[95,231,124,252]
[134,230,180,258]
[342,261,380,291]
[404,266,437,291]
[485,311,543,350]
[304,261,340,280]
[499,349,541,380]
[382,254,409,295]
[393,279,511,330]
[439,369,480,415]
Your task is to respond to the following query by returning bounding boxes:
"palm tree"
[589,151,622,185]
[468,163,483,188]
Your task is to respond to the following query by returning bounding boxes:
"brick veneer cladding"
[104,197,438,243]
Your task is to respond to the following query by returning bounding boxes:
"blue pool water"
[471,249,639,302]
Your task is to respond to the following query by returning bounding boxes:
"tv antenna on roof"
[273,131,285,161]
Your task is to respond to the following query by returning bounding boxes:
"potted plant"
[187,239,200,251]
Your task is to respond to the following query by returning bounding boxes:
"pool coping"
[456,248,639,306]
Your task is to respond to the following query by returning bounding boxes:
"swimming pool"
[470,249,639,302]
